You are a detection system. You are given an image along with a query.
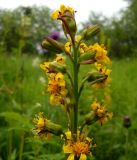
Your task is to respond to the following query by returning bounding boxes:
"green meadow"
[0,53,137,160]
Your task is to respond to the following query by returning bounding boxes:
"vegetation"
[0,1,137,160]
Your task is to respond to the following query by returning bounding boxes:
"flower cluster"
[40,54,68,105]
[91,101,113,125]
[48,72,67,105]
[32,4,113,160]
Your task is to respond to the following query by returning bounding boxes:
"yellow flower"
[65,36,82,54]
[92,63,112,88]
[79,43,88,54]
[91,101,113,125]
[65,42,72,54]
[63,132,93,160]
[89,43,110,64]
[51,4,74,20]
[50,94,62,105]
[62,131,95,160]
[55,54,66,64]
[33,112,46,128]
[33,112,50,138]
[47,72,67,105]
[75,35,82,43]
[40,62,50,73]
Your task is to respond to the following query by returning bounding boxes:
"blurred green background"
[0,0,137,159]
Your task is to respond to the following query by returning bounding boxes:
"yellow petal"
[60,4,66,14]
[75,35,82,43]
[65,42,71,53]
[63,144,73,153]
[67,153,75,160]
[65,131,72,139]
[51,10,59,19]
[80,154,87,160]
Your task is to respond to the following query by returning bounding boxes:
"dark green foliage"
[0,6,60,54]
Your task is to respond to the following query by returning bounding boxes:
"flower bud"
[42,37,64,53]
[81,25,100,40]
[50,61,66,73]
[123,116,131,128]
[85,71,106,83]
[46,120,63,136]
[79,52,95,62]
[84,111,97,125]
[61,11,77,39]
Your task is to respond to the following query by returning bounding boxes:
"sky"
[0,0,128,23]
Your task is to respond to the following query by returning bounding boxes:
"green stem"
[66,71,74,87]
[80,122,86,135]
[78,77,88,99]
[19,130,25,160]
[72,43,79,141]
[125,128,129,159]
[8,130,12,160]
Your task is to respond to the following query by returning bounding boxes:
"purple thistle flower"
[50,31,60,40]
[123,116,131,128]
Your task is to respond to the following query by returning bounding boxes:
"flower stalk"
[32,4,113,160]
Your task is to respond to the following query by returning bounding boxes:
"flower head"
[48,72,67,105]
[89,43,110,64]
[55,54,66,64]
[63,131,95,160]
[50,31,60,40]
[51,5,74,20]
[65,42,72,54]
[91,101,113,125]
[92,63,111,88]
[40,62,50,73]
[33,112,49,138]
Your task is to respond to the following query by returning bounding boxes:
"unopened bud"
[46,120,63,136]
[123,116,131,128]
[79,52,95,62]
[42,37,64,53]
[86,71,106,83]
[81,25,100,40]
[61,11,77,39]
[84,111,97,125]
[50,61,66,73]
